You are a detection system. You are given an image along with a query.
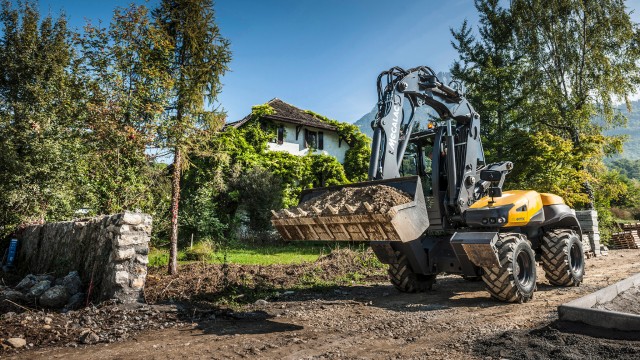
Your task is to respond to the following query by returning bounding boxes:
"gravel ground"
[594,285,640,315]
[2,249,640,359]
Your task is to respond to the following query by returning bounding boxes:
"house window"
[277,126,284,145]
[318,132,324,150]
[305,129,317,149]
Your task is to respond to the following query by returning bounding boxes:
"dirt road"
[8,250,640,359]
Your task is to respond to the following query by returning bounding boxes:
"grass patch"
[148,241,360,267]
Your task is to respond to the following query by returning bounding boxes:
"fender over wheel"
[388,251,436,293]
[541,229,585,286]
[482,233,536,303]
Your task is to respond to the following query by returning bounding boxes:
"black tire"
[482,233,536,303]
[541,229,585,286]
[388,251,436,292]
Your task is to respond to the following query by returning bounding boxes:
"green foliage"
[152,0,231,148]
[179,104,353,242]
[76,4,172,217]
[305,110,371,181]
[451,0,640,238]
[183,240,215,261]
[608,158,640,180]
[308,154,349,187]
[0,0,85,233]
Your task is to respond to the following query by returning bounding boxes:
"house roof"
[226,98,337,131]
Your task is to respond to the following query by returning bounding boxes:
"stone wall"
[16,212,151,303]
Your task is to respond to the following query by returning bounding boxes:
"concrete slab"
[558,272,640,331]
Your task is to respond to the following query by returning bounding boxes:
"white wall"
[266,121,349,163]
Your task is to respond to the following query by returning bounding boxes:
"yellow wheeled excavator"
[271,66,585,302]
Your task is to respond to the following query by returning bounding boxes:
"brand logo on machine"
[387,101,401,153]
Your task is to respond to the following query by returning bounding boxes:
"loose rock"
[62,271,83,296]
[79,331,100,345]
[40,286,69,308]
[5,338,26,348]
[14,275,36,292]
[27,280,51,298]
[65,293,86,311]
[1,290,26,303]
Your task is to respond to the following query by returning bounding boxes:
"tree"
[451,0,640,210]
[451,0,526,162]
[512,0,640,140]
[511,0,640,208]
[0,0,83,233]
[153,0,231,274]
[76,4,173,216]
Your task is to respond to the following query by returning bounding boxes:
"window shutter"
[318,132,324,150]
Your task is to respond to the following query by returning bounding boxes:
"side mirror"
[488,187,503,198]
[480,169,502,182]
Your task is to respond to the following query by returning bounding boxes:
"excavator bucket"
[271,175,429,242]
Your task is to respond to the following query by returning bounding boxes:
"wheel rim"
[569,242,583,273]
[515,250,533,287]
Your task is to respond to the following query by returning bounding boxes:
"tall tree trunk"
[168,145,182,275]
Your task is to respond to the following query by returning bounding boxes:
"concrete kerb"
[558,272,640,331]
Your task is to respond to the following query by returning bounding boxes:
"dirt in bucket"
[276,185,412,217]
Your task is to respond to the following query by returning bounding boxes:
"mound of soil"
[594,285,640,315]
[475,323,640,360]
[277,185,412,217]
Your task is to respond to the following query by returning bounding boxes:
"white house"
[226,98,350,163]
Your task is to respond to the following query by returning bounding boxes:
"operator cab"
[400,129,444,230]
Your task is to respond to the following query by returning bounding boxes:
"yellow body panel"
[470,190,544,227]
[540,193,565,205]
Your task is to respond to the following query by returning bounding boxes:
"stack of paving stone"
[611,223,640,250]
[576,210,601,257]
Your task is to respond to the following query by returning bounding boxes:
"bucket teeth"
[363,202,374,212]
[271,210,280,219]
[344,204,357,214]
[283,209,296,218]
[296,208,308,216]
[311,206,323,215]
[326,205,339,215]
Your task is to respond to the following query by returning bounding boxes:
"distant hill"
[605,100,640,160]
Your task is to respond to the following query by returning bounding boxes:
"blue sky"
[36,0,640,123]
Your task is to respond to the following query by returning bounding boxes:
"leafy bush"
[183,241,215,261]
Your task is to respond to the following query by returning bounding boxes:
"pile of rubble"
[0,302,188,351]
[1,271,84,311]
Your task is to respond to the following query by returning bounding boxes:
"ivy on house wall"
[180,104,353,240]
[305,110,371,182]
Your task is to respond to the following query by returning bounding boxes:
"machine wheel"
[388,251,436,292]
[541,229,585,286]
[482,233,536,303]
